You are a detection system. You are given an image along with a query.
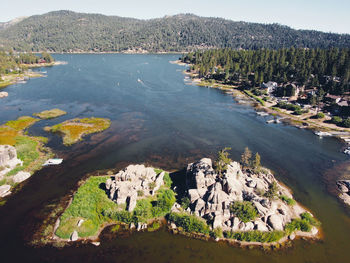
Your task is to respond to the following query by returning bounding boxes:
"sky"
[1,0,349,34]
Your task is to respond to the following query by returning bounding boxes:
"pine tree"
[214,147,232,176]
[253,152,261,172]
[240,147,252,169]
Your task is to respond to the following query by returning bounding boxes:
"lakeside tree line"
[1,10,350,52]
[0,51,53,75]
[181,48,350,95]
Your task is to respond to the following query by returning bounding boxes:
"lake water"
[0,54,350,263]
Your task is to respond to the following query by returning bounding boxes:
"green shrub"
[331,116,343,125]
[280,195,296,206]
[224,230,285,242]
[163,172,172,188]
[316,112,325,119]
[300,212,320,227]
[148,221,161,232]
[152,189,176,217]
[168,212,210,235]
[343,117,350,128]
[229,201,258,223]
[284,212,319,234]
[293,109,303,115]
[180,196,190,209]
[137,190,144,196]
[211,227,223,238]
[264,181,279,200]
[134,199,153,222]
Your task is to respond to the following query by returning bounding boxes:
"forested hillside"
[0,10,350,52]
[181,48,350,95]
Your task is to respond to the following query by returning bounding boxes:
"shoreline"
[175,60,350,145]
[0,61,66,90]
[174,59,350,208]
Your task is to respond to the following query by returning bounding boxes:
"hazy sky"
[1,0,349,34]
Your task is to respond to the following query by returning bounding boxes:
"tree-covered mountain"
[0,10,350,52]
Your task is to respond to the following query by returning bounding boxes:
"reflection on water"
[0,54,349,262]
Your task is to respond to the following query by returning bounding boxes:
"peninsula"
[0,116,53,199]
[49,149,320,246]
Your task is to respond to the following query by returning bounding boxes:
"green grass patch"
[148,221,161,232]
[55,176,116,239]
[33,108,67,119]
[168,212,210,235]
[5,116,39,131]
[56,173,176,239]
[244,90,265,106]
[229,201,258,223]
[6,136,39,177]
[224,230,285,243]
[285,212,320,235]
[45,117,111,146]
[280,195,296,206]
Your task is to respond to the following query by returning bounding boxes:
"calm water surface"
[0,54,349,263]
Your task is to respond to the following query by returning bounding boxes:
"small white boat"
[314,131,332,137]
[256,112,269,117]
[43,158,63,166]
[344,148,350,155]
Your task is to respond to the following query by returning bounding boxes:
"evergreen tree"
[240,147,252,169]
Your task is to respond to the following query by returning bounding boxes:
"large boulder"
[213,214,223,229]
[70,230,78,241]
[0,145,22,177]
[0,91,8,98]
[267,214,284,230]
[13,171,31,183]
[0,145,20,166]
[0,185,11,197]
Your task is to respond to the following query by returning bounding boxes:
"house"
[325,94,342,104]
[261,81,278,94]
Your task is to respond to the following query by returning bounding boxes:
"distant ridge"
[0,10,349,52]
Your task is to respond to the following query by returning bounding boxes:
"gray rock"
[130,223,135,229]
[77,219,84,227]
[127,193,137,212]
[70,230,78,241]
[267,214,284,230]
[0,91,8,98]
[13,171,31,183]
[0,185,11,197]
[254,220,269,231]
[245,222,254,231]
[213,214,223,229]
[189,189,200,203]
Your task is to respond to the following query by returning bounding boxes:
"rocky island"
[51,149,320,246]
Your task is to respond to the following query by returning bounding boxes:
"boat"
[344,148,350,155]
[43,158,63,166]
[256,112,269,117]
[314,131,332,137]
